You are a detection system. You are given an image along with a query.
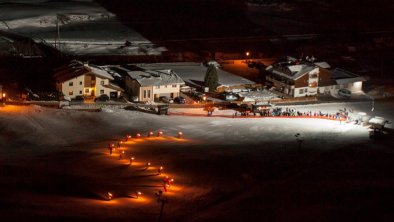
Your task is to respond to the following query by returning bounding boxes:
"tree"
[204,64,219,92]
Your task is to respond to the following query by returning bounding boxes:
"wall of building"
[152,84,181,99]
[61,75,85,98]
[346,81,363,92]
[139,86,153,102]
[294,86,310,97]
[95,76,111,97]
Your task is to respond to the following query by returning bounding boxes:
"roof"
[127,69,185,87]
[103,82,124,92]
[332,68,365,85]
[314,61,331,69]
[268,63,317,80]
[54,60,114,83]
[135,63,255,88]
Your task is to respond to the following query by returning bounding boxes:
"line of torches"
[106,130,181,201]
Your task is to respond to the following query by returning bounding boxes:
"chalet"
[265,56,365,97]
[112,67,185,102]
[54,60,123,100]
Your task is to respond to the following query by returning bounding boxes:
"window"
[143,90,147,98]
[100,90,104,95]
[299,89,304,94]
[79,81,82,85]
[155,86,160,89]
[79,91,82,94]
[85,89,89,93]
[148,90,151,98]
[100,80,104,85]
[69,82,73,86]
[69,91,73,95]
[305,88,308,93]
[165,85,168,88]
[172,84,177,88]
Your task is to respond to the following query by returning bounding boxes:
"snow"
[0,1,165,55]
[1,100,393,221]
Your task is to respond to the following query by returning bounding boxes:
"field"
[0,101,393,221]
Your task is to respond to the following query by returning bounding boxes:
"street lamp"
[177,131,183,139]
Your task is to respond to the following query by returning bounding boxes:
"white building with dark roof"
[265,56,365,98]
[121,68,185,102]
[54,60,123,99]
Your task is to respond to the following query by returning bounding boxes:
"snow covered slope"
[0,1,165,55]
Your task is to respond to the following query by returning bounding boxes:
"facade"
[265,56,365,98]
[54,60,123,99]
[121,69,185,102]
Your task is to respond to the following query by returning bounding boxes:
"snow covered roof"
[135,63,255,88]
[268,63,316,80]
[103,82,124,92]
[54,60,114,82]
[314,61,331,69]
[127,69,185,87]
[332,68,365,85]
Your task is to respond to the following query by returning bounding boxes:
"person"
[117,142,121,148]
[157,166,163,175]
[119,153,123,160]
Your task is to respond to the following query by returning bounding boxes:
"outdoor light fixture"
[148,131,154,137]
[136,191,142,199]
[157,131,163,137]
[136,133,141,138]
[178,131,183,138]
[107,192,113,201]
[246,51,250,57]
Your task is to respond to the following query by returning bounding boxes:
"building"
[54,60,123,99]
[112,67,185,102]
[135,62,257,93]
[265,56,365,98]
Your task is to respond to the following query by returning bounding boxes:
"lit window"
[100,90,104,94]
[69,82,73,86]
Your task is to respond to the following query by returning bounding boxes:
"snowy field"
[0,0,164,55]
[0,100,393,221]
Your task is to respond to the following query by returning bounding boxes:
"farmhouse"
[111,67,185,102]
[265,56,365,97]
[54,60,123,100]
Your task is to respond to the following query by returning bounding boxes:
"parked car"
[95,94,109,102]
[174,96,186,104]
[159,96,173,103]
[73,95,85,101]
[222,92,239,101]
[338,88,351,98]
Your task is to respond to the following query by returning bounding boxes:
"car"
[95,94,109,102]
[73,95,85,101]
[222,92,239,101]
[174,96,186,104]
[159,96,173,103]
[338,88,351,98]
